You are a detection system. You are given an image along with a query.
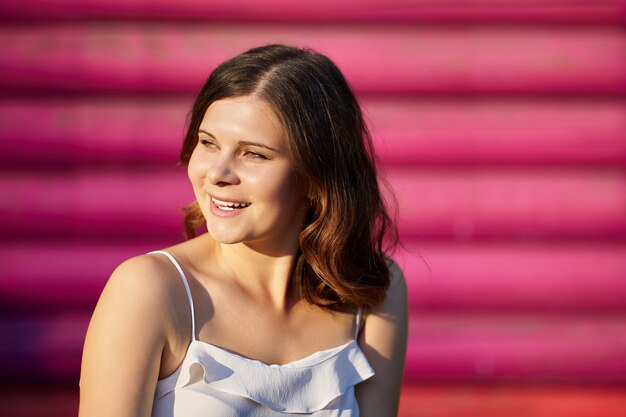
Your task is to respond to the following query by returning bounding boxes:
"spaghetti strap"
[354,308,364,339]
[148,250,197,341]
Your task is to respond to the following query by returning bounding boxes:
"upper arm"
[356,260,409,417]
[79,255,173,417]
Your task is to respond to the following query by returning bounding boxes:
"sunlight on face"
[187,96,308,252]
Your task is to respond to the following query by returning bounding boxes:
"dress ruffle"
[154,340,374,413]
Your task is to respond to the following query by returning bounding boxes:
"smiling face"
[187,96,308,252]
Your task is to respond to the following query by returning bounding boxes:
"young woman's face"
[187,96,307,250]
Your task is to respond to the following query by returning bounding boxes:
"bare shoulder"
[85,251,189,359]
[98,253,182,316]
[380,257,408,311]
[355,257,408,417]
[79,252,184,417]
[111,251,182,289]
[110,251,179,285]
[364,256,408,335]
[101,250,197,339]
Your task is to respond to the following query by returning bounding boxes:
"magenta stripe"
[1,25,624,94]
[0,167,193,238]
[0,98,189,164]
[395,243,626,311]
[0,0,624,23]
[390,167,626,239]
[404,311,626,381]
[364,98,626,165]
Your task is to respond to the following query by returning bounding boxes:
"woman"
[79,44,408,417]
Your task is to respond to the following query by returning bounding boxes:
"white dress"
[148,250,374,417]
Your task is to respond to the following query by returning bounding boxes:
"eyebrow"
[198,130,281,153]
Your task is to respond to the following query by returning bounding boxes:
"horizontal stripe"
[1,24,624,94]
[1,0,625,23]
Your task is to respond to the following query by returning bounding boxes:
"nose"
[207,153,240,186]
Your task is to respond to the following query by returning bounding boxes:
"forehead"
[200,97,285,144]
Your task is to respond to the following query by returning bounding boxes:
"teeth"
[212,197,251,210]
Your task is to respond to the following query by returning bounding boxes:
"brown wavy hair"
[180,44,398,310]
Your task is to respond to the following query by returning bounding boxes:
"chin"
[205,224,249,245]
[206,231,244,245]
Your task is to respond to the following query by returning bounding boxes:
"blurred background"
[1,0,625,416]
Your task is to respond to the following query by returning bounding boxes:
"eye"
[243,150,268,160]
[199,139,218,148]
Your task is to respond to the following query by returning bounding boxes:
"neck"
[213,237,300,311]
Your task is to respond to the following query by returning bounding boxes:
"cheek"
[240,165,267,188]
[254,169,302,207]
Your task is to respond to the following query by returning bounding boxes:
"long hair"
[180,44,398,310]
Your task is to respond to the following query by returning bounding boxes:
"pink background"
[1,0,625,415]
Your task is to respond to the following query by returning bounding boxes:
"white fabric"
[148,250,374,417]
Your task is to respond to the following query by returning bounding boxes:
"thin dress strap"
[354,307,364,339]
[148,250,197,341]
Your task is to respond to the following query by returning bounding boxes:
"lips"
[210,196,251,212]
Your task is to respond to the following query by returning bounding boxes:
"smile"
[211,197,252,211]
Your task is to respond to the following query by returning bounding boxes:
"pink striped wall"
[1,0,625,415]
